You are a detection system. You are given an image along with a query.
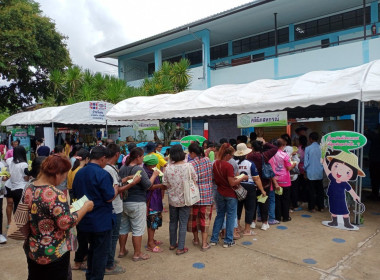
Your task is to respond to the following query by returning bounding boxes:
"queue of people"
[0,131,328,280]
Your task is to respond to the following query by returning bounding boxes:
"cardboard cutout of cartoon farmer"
[320,131,367,231]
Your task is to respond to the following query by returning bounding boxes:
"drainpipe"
[363,0,367,40]
[187,27,205,80]
[274,13,278,57]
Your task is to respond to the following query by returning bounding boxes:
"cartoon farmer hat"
[327,151,365,177]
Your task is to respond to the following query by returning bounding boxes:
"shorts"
[119,202,146,236]
[147,212,163,230]
[187,205,213,233]
[5,187,23,212]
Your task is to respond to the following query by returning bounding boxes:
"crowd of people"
[0,131,330,280]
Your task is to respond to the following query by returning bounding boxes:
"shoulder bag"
[215,161,247,201]
[261,154,275,179]
[183,163,200,206]
[8,187,30,240]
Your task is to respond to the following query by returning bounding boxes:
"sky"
[37,0,252,76]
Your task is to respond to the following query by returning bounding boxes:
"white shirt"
[0,161,5,198]
[6,158,28,191]
[104,164,123,214]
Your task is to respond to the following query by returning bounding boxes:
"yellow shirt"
[152,152,167,170]
[64,143,71,157]
[67,166,82,190]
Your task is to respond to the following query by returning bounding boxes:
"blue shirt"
[304,142,323,180]
[73,163,115,232]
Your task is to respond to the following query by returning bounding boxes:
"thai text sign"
[89,102,107,120]
[125,120,159,131]
[237,111,287,128]
[321,131,367,154]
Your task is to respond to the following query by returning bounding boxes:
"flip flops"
[71,263,87,271]
[169,243,178,250]
[153,240,163,246]
[242,230,257,236]
[146,246,163,253]
[104,265,126,275]
[201,244,211,252]
[176,247,189,255]
[192,239,199,246]
[132,253,150,262]
[117,249,129,258]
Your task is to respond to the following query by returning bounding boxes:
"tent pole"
[357,101,365,224]
[106,120,108,138]
[354,101,361,224]
[190,118,193,135]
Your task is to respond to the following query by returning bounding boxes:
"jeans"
[308,179,324,211]
[106,213,121,269]
[237,184,256,224]
[74,230,89,263]
[211,192,238,244]
[86,230,112,280]
[268,190,276,220]
[169,205,190,250]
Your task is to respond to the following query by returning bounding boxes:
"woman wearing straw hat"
[322,151,364,229]
[234,143,266,233]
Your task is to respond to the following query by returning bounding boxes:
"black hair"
[106,143,120,159]
[250,132,257,141]
[13,146,27,163]
[236,155,246,165]
[125,147,144,166]
[328,158,358,181]
[72,149,90,171]
[237,135,248,144]
[170,144,185,162]
[90,145,108,160]
[69,144,82,158]
[299,135,307,150]
[309,132,319,142]
[24,156,46,178]
[54,145,64,154]
[127,143,137,152]
[202,140,209,149]
[219,138,228,144]
[274,138,286,148]
[251,140,264,152]
[188,142,204,157]
[164,148,171,157]
[36,138,44,144]
[280,134,291,146]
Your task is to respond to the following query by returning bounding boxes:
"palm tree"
[48,69,66,104]
[65,65,84,99]
[171,58,191,92]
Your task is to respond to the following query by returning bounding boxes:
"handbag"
[183,164,200,206]
[233,184,247,201]
[261,154,275,179]
[7,188,30,240]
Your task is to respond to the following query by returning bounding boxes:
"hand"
[261,190,267,197]
[275,185,280,190]
[132,175,141,184]
[152,170,160,177]
[242,175,249,181]
[84,201,94,212]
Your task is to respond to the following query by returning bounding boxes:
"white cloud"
[37,0,251,75]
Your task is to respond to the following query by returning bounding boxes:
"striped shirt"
[190,157,213,205]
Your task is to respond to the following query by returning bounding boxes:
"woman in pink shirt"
[269,139,296,222]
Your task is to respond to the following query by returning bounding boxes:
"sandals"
[242,230,257,236]
[71,262,87,271]
[104,265,126,275]
[117,249,129,258]
[132,253,150,262]
[201,244,211,252]
[154,240,163,246]
[146,246,163,253]
[176,247,189,255]
[192,239,200,246]
[169,243,178,250]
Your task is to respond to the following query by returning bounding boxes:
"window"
[231,56,251,66]
[163,55,182,64]
[148,63,155,75]
[210,43,228,60]
[232,27,289,55]
[321,38,330,48]
[185,50,202,65]
[295,6,370,40]
[252,53,265,62]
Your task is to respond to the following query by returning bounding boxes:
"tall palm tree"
[65,65,83,99]
[48,69,66,104]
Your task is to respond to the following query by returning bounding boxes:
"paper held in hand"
[152,167,164,176]
[127,170,142,184]
[257,194,268,203]
[235,174,245,179]
[70,195,89,213]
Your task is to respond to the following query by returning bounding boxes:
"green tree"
[0,0,71,112]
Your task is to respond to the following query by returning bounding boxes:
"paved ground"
[1,194,379,280]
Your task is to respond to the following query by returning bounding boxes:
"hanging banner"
[125,120,160,131]
[12,128,28,137]
[237,111,287,128]
[180,135,206,148]
[27,125,35,136]
[89,102,107,120]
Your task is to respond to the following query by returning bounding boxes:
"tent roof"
[1,101,123,127]
[107,60,380,121]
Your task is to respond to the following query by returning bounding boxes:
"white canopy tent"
[2,101,125,126]
[106,60,380,121]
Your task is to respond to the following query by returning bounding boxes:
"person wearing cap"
[322,151,364,229]
[143,154,165,253]
[234,143,267,232]
[145,141,167,171]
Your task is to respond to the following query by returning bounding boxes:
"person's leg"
[237,199,244,230]
[210,192,227,243]
[199,205,212,248]
[308,180,316,211]
[73,230,89,269]
[260,187,270,223]
[6,196,13,225]
[282,187,291,221]
[0,197,3,235]
[89,230,111,280]
[106,213,122,269]
[118,209,129,257]
[243,186,256,232]
[190,205,200,244]
[315,179,325,211]
[169,205,179,248]
[130,202,147,258]
[275,193,281,221]
[12,189,23,212]
[85,232,94,280]
[290,179,299,209]
[177,206,190,251]
[224,196,238,244]
[268,190,276,220]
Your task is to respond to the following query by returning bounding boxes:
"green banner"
[180,135,206,148]
[321,131,367,157]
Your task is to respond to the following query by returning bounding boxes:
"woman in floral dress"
[23,154,94,280]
